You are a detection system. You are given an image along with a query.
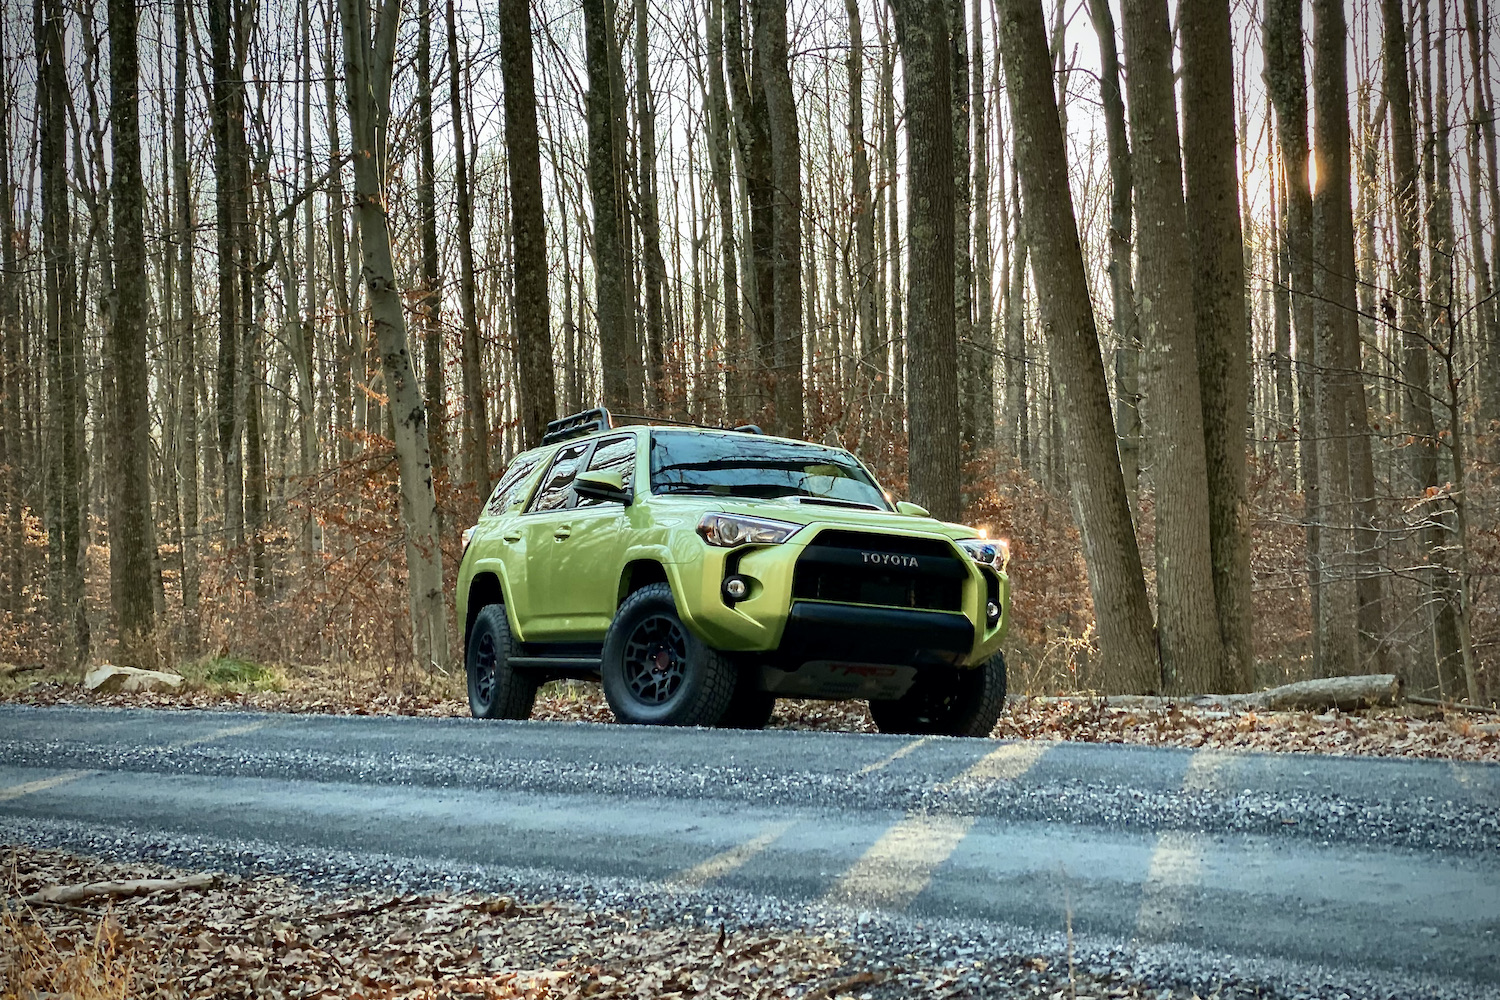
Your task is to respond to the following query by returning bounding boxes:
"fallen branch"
[1407,696,1500,716]
[22,873,217,905]
[0,663,44,679]
[1024,674,1404,714]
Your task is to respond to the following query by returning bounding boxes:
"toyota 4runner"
[455,408,1011,736]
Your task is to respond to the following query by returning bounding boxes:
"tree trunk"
[582,0,639,413]
[951,0,974,449]
[416,0,445,476]
[1382,0,1462,693]
[1086,0,1140,502]
[895,0,960,521]
[970,0,994,452]
[753,0,805,439]
[1120,0,1225,693]
[448,2,490,500]
[173,0,199,643]
[846,0,882,417]
[340,0,450,671]
[1420,0,1465,694]
[635,0,668,409]
[106,0,160,658]
[500,0,558,447]
[1179,0,1253,692]
[1308,0,1361,675]
[0,17,18,615]
[706,0,744,418]
[1264,0,1321,645]
[995,0,1159,693]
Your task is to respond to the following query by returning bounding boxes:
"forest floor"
[2,844,1159,1000]
[3,657,1497,762]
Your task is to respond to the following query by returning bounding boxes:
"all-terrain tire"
[868,651,1007,737]
[715,667,776,730]
[466,603,539,720]
[602,583,737,726]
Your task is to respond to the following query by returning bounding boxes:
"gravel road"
[2,705,1497,998]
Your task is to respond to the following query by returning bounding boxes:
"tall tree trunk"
[1179,0,1253,692]
[340,0,450,671]
[173,0,200,643]
[970,0,994,452]
[500,0,558,446]
[1264,0,1321,646]
[635,0,668,408]
[996,0,1159,693]
[1382,0,1462,693]
[1308,0,1362,674]
[951,0,974,449]
[416,0,445,475]
[41,0,88,666]
[208,0,245,563]
[881,23,904,418]
[753,0,805,439]
[0,16,19,615]
[1420,0,1464,694]
[707,0,744,419]
[895,0,960,520]
[582,0,638,412]
[107,0,160,657]
[846,0,882,414]
[448,2,490,499]
[1086,0,1140,502]
[1463,0,1500,429]
[726,0,774,416]
[1120,0,1225,693]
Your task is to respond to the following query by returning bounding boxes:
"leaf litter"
[2,845,1165,999]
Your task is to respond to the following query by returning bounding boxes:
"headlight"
[697,512,801,547]
[958,536,1010,567]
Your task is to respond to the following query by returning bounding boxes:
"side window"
[527,441,592,513]
[575,435,637,508]
[485,451,546,515]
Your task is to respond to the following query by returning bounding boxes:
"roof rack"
[610,413,765,435]
[541,407,768,446]
[541,407,613,444]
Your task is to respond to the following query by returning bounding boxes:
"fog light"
[723,576,750,602]
[985,601,1001,626]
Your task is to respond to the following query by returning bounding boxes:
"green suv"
[455,408,1011,736]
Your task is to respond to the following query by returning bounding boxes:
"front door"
[522,435,636,640]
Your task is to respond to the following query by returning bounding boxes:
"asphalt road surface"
[3,705,1498,998]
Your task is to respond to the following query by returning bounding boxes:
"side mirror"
[896,500,930,517]
[575,469,633,506]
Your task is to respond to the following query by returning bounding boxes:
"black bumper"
[775,600,975,668]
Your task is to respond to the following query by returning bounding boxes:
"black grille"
[792,530,965,612]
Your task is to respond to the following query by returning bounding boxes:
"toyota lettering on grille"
[861,551,919,568]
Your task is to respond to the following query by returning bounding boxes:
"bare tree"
[1180,0,1253,692]
[1120,0,1225,692]
[753,0,805,438]
[895,0,960,520]
[339,0,450,670]
[500,0,558,446]
[995,0,1159,692]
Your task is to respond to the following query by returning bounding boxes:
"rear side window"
[485,451,547,515]
[528,441,592,513]
[575,435,637,508]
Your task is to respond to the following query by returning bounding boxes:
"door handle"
[502,531,521,543]
[553,525,572,540]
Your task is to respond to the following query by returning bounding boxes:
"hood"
[651,494,980,540]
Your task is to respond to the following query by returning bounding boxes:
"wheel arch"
[464,571,507,651]
[617,559,671,607]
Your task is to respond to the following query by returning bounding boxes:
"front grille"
[792,530,965,612]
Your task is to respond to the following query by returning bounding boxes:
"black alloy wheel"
[601,583,736,726]
[466,603,539,720]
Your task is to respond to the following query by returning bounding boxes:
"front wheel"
[466,604,539,720]
[601,583,737,726]
[868,652,1007,737]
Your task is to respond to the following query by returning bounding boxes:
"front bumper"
[668,524,1008,669]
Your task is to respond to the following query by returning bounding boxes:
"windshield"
[650,431,890,509]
